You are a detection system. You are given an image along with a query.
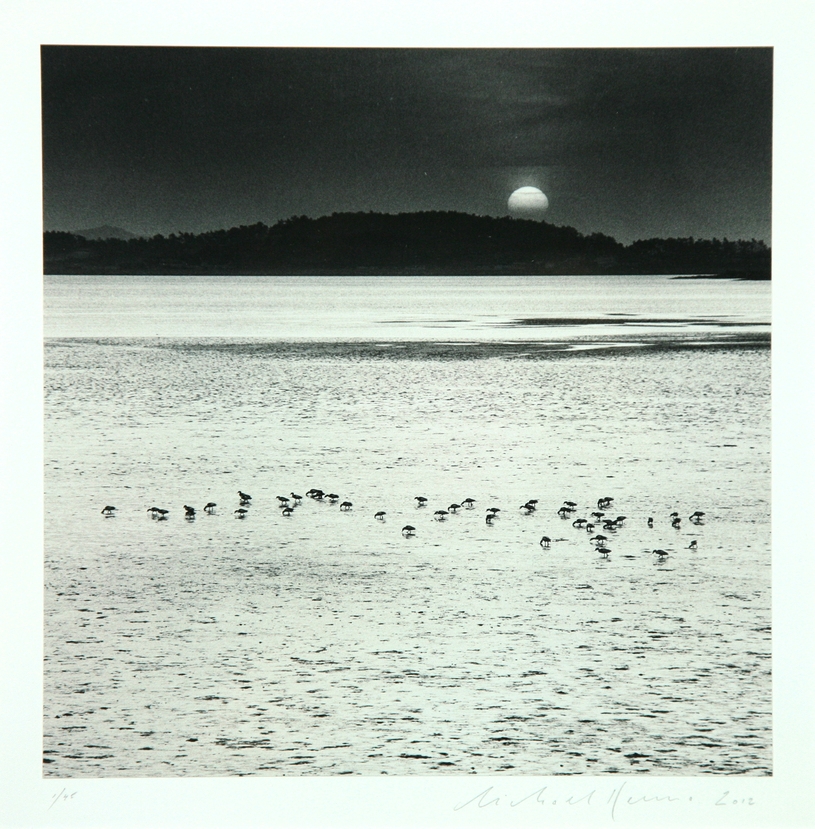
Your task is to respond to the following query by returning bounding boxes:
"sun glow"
[508,186,549,217]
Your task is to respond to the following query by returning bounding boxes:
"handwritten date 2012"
[716,791,756,806]
[454,782,755,820]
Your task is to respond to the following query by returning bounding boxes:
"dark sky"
[41,46,772,244]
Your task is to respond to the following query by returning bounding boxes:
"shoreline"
[45,332,771,359]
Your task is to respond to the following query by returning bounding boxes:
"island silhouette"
[43,211,770,278]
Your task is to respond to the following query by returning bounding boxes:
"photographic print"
[41,45,772,780]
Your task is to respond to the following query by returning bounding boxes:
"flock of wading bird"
[101,491,705,560]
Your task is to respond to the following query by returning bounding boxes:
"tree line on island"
[43,211,770,278]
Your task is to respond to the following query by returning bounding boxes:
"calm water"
[44,274,770,340]
[43,275,771,777]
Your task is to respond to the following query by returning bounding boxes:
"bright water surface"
[44,274,769,340]
[43,275,771,777]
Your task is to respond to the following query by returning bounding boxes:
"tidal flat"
[43,325,771,777]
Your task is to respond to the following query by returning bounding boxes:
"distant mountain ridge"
[44,211,770,278]
[72,225,138,240]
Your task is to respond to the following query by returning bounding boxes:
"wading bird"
[184,505,196,518]
[402,525,416,537]
[375,511,386,520]
[101,505,116,515]
[540,536,551,548]
[204,502,216,513]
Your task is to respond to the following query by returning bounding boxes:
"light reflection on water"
[44,274,770,340]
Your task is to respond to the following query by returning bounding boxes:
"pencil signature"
[454,782,755,820]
